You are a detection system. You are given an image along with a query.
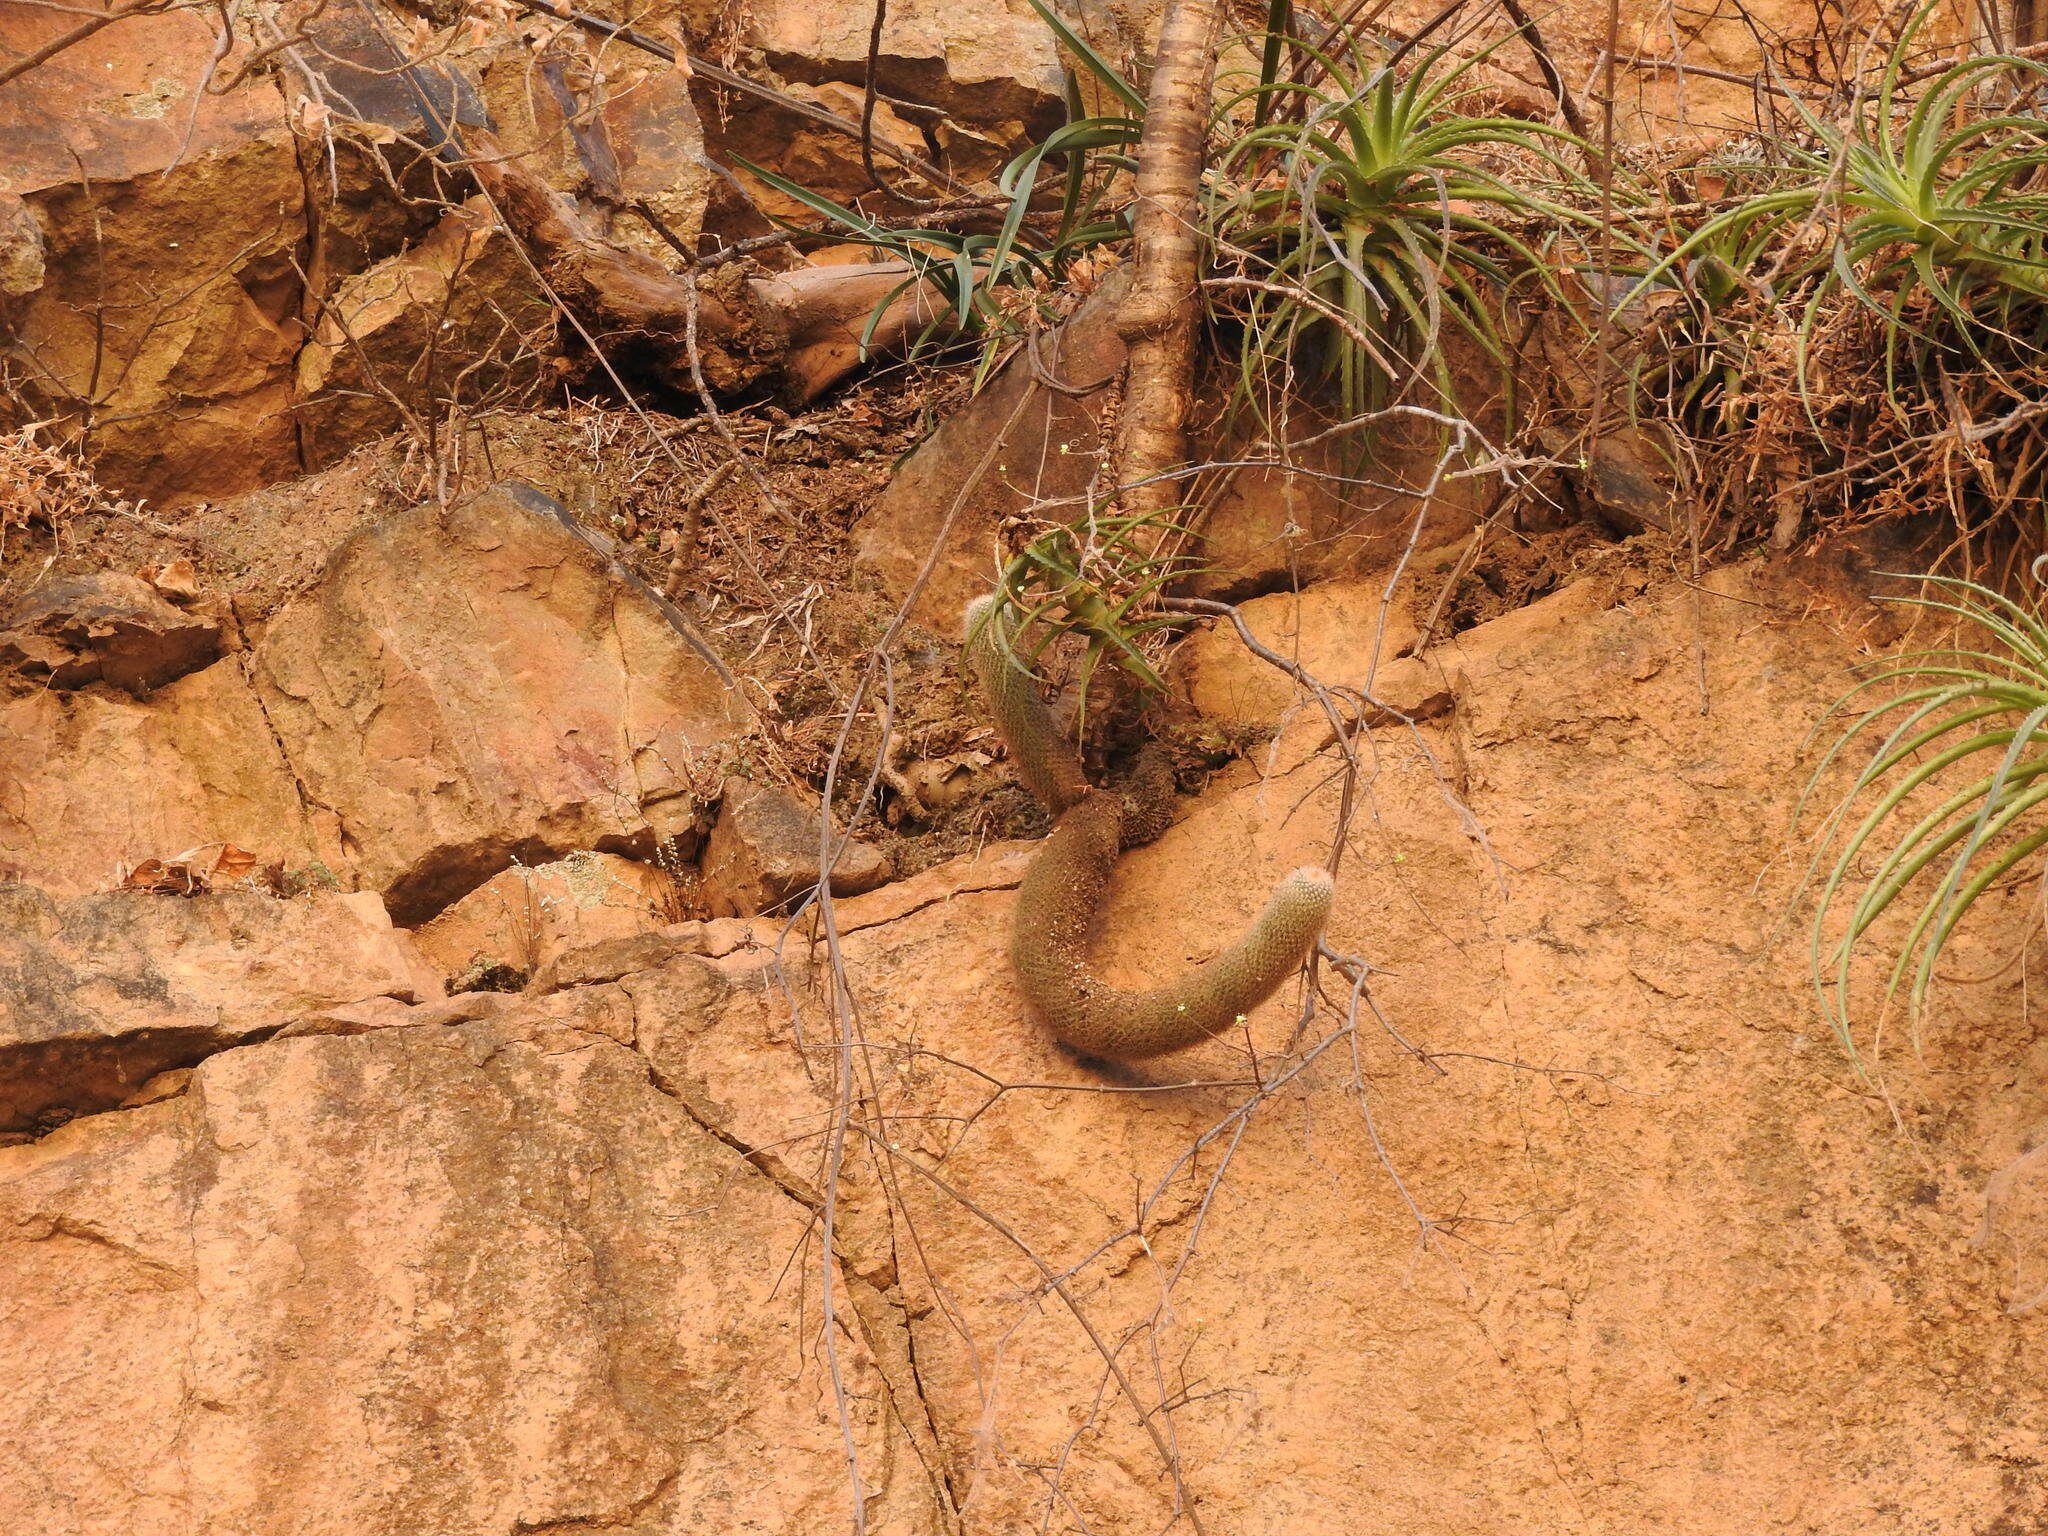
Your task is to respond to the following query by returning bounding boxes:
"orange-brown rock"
[4,555,2046,1532]
[699,776,892,917]
[0,883,437,1133]
[250,483,744,923]
[855,272,1130,634]
[0,1007,943,1534]
[1171,578,1422,727]
[0,572,223,695]
[411,850,683,985]
[742,0,1064,135]
[0,660,327,897]
[0,484,745,920]
[0,6,306,499]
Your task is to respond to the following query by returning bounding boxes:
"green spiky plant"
[1805,577,2048,1064]
[732,0,1141,383]
[1628,7,2048,419]
[979,502,1200,720]
[1204,28,1603,428]
[1615,196,1788,438]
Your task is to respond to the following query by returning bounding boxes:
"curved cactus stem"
[964,594,1333,1059]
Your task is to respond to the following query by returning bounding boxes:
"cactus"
[964,596,1334,1059]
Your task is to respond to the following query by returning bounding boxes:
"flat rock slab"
[0,883,438,1133]
[0,573,223,695]
[0,1015,935,1534]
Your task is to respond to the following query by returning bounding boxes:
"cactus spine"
[964,596,1334,1059]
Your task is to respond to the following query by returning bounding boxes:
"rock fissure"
[636,1058,963,1531]
[507,1467,684,1535]
[236,651,330,857]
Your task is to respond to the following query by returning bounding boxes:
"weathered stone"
[291,200,552,468]
[741,0,1064,135]
[1578,429,1678,534]
[0,191,43,298]
[677,558,2048,1534]
[526,924,712,995]
[1174,579,1421,727]
[0,1016,939,1534]
[0,4,714,505]
[4,554,2047,1533]
[0,572,223,694]
[0,661,327,897]
[251,483,744,924]
[411,851,683,985]
[699,777,891,917]
[0,883,438,1132]
[274,990,513,1040]
[0,484,745,919]
[1979,1140,2048,1315]
[856,271,1129,633]
[0,7,305,500]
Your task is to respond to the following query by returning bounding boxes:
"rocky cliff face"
[3,460,2044,1531]
[5,0,2045,1530]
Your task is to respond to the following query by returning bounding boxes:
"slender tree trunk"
[1113,0,1223,524]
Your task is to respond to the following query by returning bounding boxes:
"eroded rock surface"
[412,849,682,986]
[0,884,437,1133]
[699,777,892,917]
[0,573,223,695]
[3,551,2045,1534]
[854,272,1489,628]
[0,1007,941,1534]
[252,483,742,922]
[0,483,744,918]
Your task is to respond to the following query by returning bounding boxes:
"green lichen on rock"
[964,596,1334,1059]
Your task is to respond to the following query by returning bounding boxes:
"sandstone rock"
[0,1015,940,1534]
[527,924,711,995]
[0,2,713,504]
[856,271,1129,633]
[251,483,745,924]
[696,0,1064,217]
[0,191,43,298]
[716,82,947,218]
[0,661,327,897]
[0,883,438,1133]
[1979,1138,2048,1314]
[632,559,2048,1533]
[6,557,2048,1533]
[1174,579,1422,727]
[699,777,892,917]
[1182,409,1490,602]
[0,483,746,917]
[0,572,223,694]
[0,6,305,499]
[291,200,552,468]
[741,0,1063,137]
[411,851,683,985]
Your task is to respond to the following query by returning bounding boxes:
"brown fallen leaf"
[119,842,281,896]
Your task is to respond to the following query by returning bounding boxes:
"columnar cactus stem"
[965,597,1333,1059]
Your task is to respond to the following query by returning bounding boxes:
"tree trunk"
[1112,0,1223,524]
